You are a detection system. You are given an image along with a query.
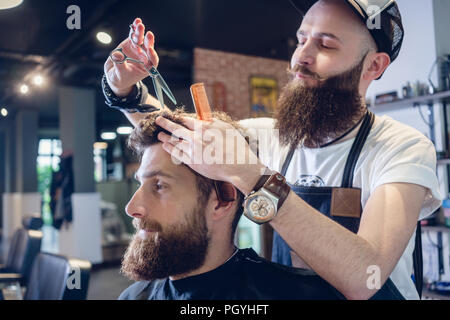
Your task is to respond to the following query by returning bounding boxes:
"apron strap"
[281,146,296,177]
[413,222,423,298]
[341,111,375,188]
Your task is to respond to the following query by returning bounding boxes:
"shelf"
[422,225,450,233]
[437,158,450,165]
[371,90,450,113]
[422,288,450,300]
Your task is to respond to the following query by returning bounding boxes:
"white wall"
[367,0,439,141]
[2,193,41,261]
[433,0,450,59]
[58,193,103,264]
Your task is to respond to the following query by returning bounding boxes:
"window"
[37,139,62,225]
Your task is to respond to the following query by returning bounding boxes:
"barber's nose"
[125,191,146,219]
[293,41,315,67]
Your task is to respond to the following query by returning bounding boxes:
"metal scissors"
[109,25,177,109]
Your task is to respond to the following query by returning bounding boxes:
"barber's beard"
[121,202,210,281]
[274,55,367,149]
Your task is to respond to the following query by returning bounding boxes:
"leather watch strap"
[251,175,271,194]
[262,173,290,209]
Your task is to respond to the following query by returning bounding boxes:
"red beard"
[275,55,367,149]
[121,203,209,281]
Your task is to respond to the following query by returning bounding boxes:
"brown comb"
[190,83,212,121]
[190,83,233,206]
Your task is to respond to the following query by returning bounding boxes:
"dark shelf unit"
[372,90,450,113]
[372,90,450,195]
[421,226,450,300]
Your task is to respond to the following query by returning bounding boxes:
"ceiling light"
[101,132,117,140]
[32,75,44,86]
[94,142,108,150]
[1,108,8,117]
[19,84,29,94]
[96,31,112,45]
[0,0,23,10]
[117,126,133,135]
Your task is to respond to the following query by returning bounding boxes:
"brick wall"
[193,48,290,120]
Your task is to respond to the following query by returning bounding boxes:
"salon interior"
[0,0,450,301]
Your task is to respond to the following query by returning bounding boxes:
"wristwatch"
[243,172,291,224]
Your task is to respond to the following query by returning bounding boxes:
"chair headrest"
[22,216,43,230]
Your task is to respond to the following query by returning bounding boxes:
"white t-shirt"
[240,114,443,300]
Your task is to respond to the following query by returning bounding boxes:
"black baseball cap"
[289,0,404,64]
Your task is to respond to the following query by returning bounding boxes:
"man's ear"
[212,181,238,220]
[362,52,391,81]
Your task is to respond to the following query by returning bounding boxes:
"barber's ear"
[362,52,390,81]
[212,181,238,220]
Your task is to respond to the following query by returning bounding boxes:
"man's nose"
[294,41,316,67]
[125,192,146,219]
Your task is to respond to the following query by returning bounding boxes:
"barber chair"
[1,252,91,300]
[0,215,91,300]
[0,226,43,286]
[23,252,91,300]
[22,216,44,231]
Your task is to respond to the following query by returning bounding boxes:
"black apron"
[271,111,422,299]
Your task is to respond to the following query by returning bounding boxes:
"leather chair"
[22,216,44,231]
[0,228,43,286]
[24,252,91,300]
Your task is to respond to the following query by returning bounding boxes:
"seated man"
[118,110,400,300]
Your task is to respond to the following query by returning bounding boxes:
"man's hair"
[127,109,246,240]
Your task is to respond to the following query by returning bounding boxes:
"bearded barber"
[103,0,442,300]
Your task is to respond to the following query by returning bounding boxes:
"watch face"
[246,195,276,222]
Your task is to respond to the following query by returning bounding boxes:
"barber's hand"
[155,116,267,196]
[104,18,159,97]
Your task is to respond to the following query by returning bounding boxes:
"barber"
[103,0,442,300]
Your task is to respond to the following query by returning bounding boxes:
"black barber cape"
[118,248,345,300]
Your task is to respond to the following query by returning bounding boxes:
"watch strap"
[262,173,290,209]
[251,174,271,195]
[102,74,159,113]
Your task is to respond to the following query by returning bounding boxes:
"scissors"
[109,25,177,110]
